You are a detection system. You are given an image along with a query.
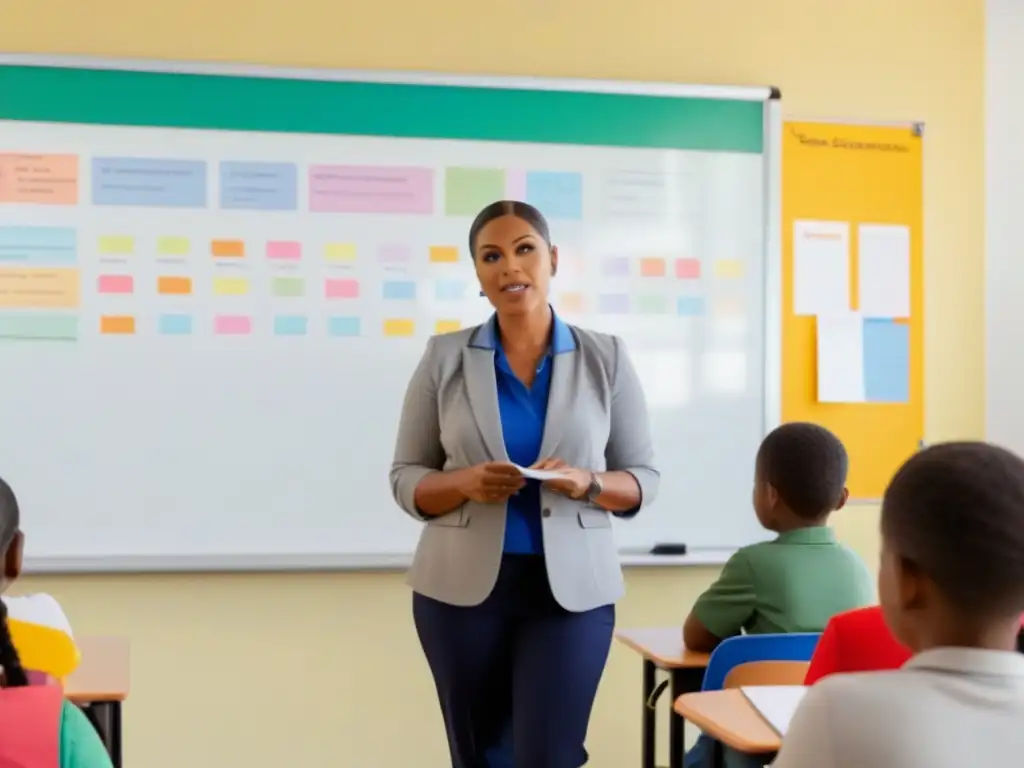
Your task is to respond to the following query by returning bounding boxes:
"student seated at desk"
[804,605,912,684]
[775,442,1024,768]
[0,476,112,768]
[682,423,873,768]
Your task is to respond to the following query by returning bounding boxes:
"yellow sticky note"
[213,277,249,296]
[384,318,415,337]
[324,243,357,263]
[714,259,743,279]
[157,236,190,256]
[435,319,461,335]
[429,246,459,264]
[98,235,134,255]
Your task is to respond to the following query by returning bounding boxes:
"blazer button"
[542,508,552,518]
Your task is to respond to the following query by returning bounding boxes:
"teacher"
[390,200,659,767]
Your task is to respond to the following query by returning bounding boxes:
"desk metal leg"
[85,702,123,768]
[641,660,656,768]
[668,671,686,768]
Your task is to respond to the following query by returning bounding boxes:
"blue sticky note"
[863,319,910,403]
[93,157,207,208]
[383,281,416,300]
[158,314,192,335]
[435,280,465,301]
[0,226,77,266]
[328,316,361,337]
[220,162,298,211]
[676,296,705,317]
[525,171,583,220]
[274,315,308,336]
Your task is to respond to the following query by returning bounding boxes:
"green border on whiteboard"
[0,65,764,153]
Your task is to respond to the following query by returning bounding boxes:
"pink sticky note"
[506,169,528,201]
[309,165,434,214]
[675,258,701,279]
[214,315,252,335]
[97,274,134,294]
[326,279,359,299]
[266,240,301,260]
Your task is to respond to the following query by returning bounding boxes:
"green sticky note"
[636,294,670,314]
[444,168,505,216]
[157,236,191,256]
[0,313,78,340]
[272,277,305,297]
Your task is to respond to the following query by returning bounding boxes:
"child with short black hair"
[775,441,1024,767]
[0,476,112,768]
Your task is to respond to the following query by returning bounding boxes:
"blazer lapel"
[462,346,509,462]
[538,351,576,460]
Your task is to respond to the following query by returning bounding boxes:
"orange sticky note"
[559,292,585,313]
[383,319,415,337]
[158,276,192,295]
[435,319,461,335]
[639,258,666,277]
[430,246,460,264]
[211,239,245,258]
[0,154,78,204]
[100,315,135,335]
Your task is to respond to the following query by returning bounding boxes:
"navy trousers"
[413,554,615,768]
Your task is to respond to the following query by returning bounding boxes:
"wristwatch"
[583,472,603,502]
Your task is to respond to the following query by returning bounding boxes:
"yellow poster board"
[782,121,924,499]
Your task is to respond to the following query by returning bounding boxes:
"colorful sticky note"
[435,280,466,301]
[221,162,298,211]
[675,258,701,279]
[378,245,412,265]
[598,294,630,314]
[0,154,78,205]
[97,236,134,256]
[0,313,77,340]
[525,171,583,220]
[383,281,416,300]
[97,275,133,294]
[310,165,434,214]
[92,157,206,208]
[100,315,135,335]
[213,277,249,296]
[0,268,79,309]
[677,296,705,316]
[558,292,585,313]
[157,276,192,296]
[430,246,460,264]
[211,240,245,258]
[325,279,359,299]
[435,320,461,335]
[383,318,415,337]
[324,243,357,263]
[636,295,670,314]
[159,314,192,335]
[266,241,301,260]
[713,259,743,279]
[444,167,505,216]
[0,227,76,266]
[602,258,631,277]
[272,277,305,297]
[157,236,190,256]
[274,315,308,336]
[639,258,666,277]
[863,319,910,403]
[214,315,252,335]
[328,316,361,337]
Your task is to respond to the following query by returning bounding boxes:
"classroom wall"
[985,0,1022,450]
[0,1,983,766]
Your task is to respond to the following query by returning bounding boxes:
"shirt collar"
[468,309,577,354]
[905,647,1024,678]
[773,527,837,545]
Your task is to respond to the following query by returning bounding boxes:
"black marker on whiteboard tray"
[649,543,688,556]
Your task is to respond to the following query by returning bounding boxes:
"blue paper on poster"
[863,319,909,403]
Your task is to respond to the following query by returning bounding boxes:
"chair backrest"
[702,633,820,691]
[723,660,810,689]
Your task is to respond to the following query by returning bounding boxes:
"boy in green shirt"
[682,422,873,767]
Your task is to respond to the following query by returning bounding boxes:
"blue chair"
[701,632,821,692]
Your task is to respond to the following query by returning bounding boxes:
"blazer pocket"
[427,505,470,528]
[577,508,612,529]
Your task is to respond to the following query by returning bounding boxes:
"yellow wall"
[0,1,983,765]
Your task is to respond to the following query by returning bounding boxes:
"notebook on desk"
[740,686,807,736]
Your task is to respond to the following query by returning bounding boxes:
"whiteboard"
[0,57,781,572]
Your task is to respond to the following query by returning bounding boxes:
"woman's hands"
[458,462,526,503]
[532,458,592,500]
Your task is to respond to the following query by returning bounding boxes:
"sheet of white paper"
[513,465,564,481]
[793,220,850,316]
[858,224,911,318]
[817,313,866,403]
[741,686,807,736]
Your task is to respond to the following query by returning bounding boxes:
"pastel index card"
[863,319,911,403]
[435,280,466,301]
[714,259,744,279]
[0,153,79,205]
[158,314,192,335]
[444,167,506,216]
[274,315,308,336]
[266,241,302,260]
[213,277,249,296]
[639,258,667,277]
[558,292,585,313]
[602,257,631,277]
[325,279,359,299]
[271,277,305,297]
[429,246,460,264]
[383,318,416,337]
[157,276,192,295]
[98,236,134,255]
[675,258,701,279]
[435,320,462,335]
[100,315,136,335]
[211,239,245,258]
[157,236,190,256]
[377,244,412,265]
[214,315,252,335]
[383,281,416,300]
[324,243,357,263]
[328,316,361,337]
[97,275,133,294]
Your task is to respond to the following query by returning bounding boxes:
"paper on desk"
[741,686,807,736]
[513,464,565,481]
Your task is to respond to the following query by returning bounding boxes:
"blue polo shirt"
[470,312,578,554]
